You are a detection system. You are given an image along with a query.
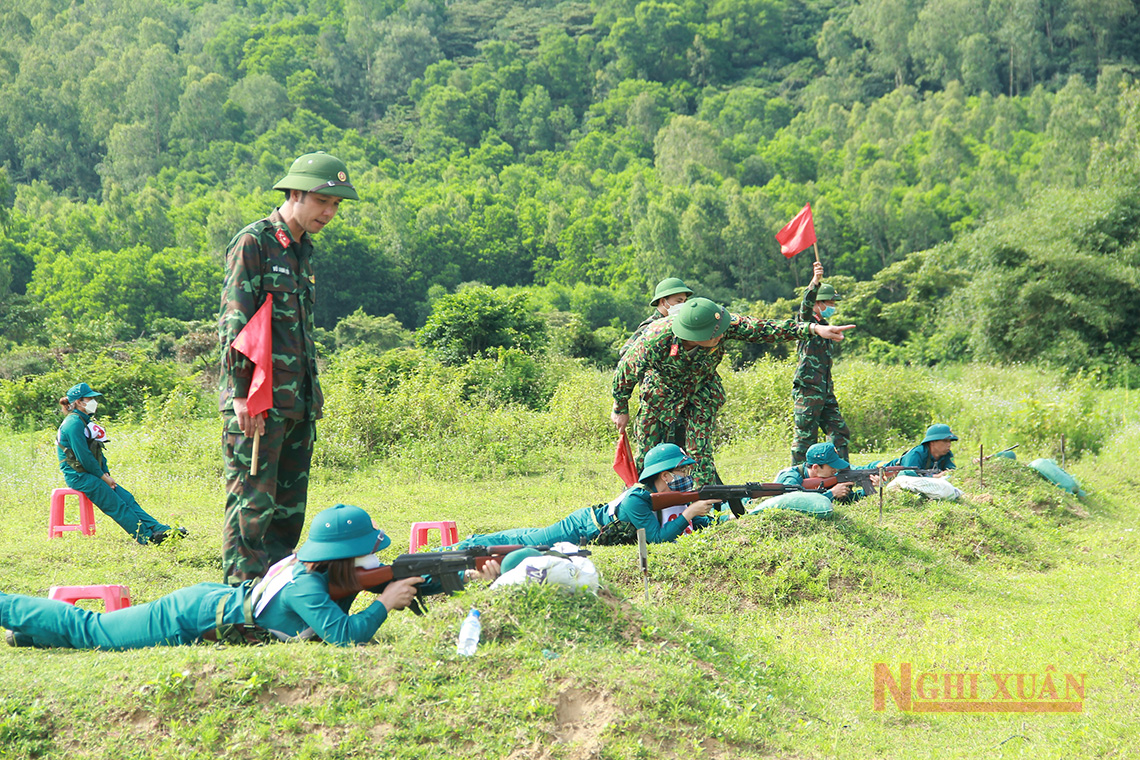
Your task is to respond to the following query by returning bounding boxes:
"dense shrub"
[0,350,180,430]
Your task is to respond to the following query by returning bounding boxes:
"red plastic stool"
[409,521,459,553]
[48,585,132,612]
[49,488,97,539]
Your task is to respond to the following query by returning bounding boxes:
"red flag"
[775,204,816,258]
[231,298,274,417]
[613,430,639,486]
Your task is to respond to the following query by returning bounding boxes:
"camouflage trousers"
[791,389,851,465]
[633,401,720,485]
[222,412,315,584]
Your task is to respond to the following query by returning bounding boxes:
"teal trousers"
[0,585,238,650]
[63,472,169,544]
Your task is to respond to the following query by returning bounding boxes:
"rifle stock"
[328,544,537,603]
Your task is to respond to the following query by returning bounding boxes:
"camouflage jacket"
[793,282,836,393]
[613,314,812,419]
[619,312,664,357]
[218,209,323,420]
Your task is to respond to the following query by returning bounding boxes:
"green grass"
[1,385,1138,758]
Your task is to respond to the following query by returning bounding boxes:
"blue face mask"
[819,306,836,319]
[667,474,695,492]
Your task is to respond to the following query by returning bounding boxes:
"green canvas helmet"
[816,283,843,301]
[273,152,359,200]
[920,423,958,444]
[296,504,387,562]
[671,297,729,341]
[639,443,696,482]
[650,277,694,306]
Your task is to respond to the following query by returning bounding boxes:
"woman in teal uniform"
[1,504,486,649]
[55,382,178,545]
[454,443,721,548]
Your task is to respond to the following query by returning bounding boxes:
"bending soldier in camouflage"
[792,260,852,465]
[612,297,854,488]
[218,152,358,584]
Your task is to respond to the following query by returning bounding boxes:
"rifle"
[983,444,1020,461]
[650,482,826,514]
[803,466,942,496]
[328,544,551,613]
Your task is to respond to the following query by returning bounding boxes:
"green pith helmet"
[650,277,694,306]
[671,297,729,341]
[805,442,850,470]
[273,152,359,200]
[296,504,387,562]
[816,283,843,301]
[921,423,958,445]
[500,547,542,573]
[639,443,696,482]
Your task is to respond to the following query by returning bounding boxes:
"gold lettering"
[873,663,911,711]
[1065,673,1085,700]
[916,672,939,701]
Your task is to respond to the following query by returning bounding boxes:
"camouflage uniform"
[219,208,322,583]
[614,314,812,484]
[791,282,851,464]
[619,313,662,357]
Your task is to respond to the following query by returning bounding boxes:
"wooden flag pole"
[813,241,821,264]
[251,429,261,476]
[251,417,262,476]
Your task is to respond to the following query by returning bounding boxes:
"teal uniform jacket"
[0,563,398,650]
[774,464,868,502]
[55,410,168,543]
[454,485,714,549]
[877,444,955,474]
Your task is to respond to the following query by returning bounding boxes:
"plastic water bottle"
[456,609,481,656]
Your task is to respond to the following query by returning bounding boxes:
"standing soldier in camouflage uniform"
[218,152,358,584]
[791,260,852,465]
[612,297,854,490]
[619,277,694,357]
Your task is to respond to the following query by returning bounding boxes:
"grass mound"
[596,458,1088,610]
[0,585,798,759]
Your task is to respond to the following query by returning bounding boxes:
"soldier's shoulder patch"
[274,228,292,249]
[730,313,743,326]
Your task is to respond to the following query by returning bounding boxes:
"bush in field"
[834,362,938,453]
[929,364,1112,458]
[0,350,180,430]
[461,348,553,410]
[416,285,547,365]
[720,357,796,444]
[332,308,411,352]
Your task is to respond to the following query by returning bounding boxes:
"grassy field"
[1,373,1137,758]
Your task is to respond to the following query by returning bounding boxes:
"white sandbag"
[491,554,600,594]
[886,474,962,500]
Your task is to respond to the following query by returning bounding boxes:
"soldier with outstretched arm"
[218,152,357,584]
[611,297,853,494]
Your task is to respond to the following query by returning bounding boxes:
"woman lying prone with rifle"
[1,504,503,649]
[453,443,723,548]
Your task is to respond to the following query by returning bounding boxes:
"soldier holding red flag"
[218,152,358,584]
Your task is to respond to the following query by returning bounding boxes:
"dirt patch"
[553,685,616,756]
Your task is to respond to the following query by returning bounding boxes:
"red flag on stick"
[613,430,639,486]
[776,204,817,259]
[231,298,273,474]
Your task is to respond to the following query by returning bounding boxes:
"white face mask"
[83,399,98,414]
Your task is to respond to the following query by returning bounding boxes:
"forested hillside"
[2,0,1140,400]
